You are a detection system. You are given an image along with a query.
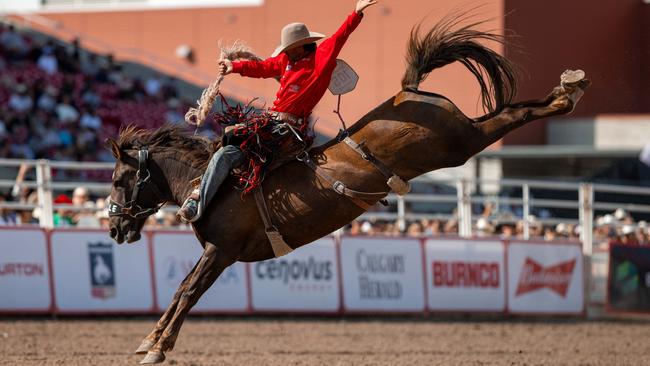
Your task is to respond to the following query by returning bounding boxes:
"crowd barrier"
[0,227,585,316]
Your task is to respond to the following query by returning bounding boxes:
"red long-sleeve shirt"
[231,11,363,118]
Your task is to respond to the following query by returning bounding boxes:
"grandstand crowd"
[0,22,648,246]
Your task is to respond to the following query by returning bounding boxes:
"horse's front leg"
[135,260,200,354]
[140,242,232,364]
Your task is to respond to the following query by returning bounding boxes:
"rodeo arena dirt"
[2,1,650,365]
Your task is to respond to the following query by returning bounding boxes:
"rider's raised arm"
[316,11,364,61]
[231,56,285,79]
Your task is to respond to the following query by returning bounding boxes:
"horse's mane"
[117,124,218,170]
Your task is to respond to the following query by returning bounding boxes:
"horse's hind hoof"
[135,339,155,354]
[140,351,166,364]
[560,69,586,88]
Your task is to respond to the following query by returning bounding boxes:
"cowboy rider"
[177,0,378,223]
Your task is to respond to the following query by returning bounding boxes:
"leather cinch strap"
[253,186,294,258]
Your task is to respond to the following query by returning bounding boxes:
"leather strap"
[253,186,294,257]
[343,137,394,179]
[298,152,388,211]
[342,136,411,196]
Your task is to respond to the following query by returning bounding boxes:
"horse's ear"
[105,138,122,160]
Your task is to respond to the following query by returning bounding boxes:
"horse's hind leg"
[477,71,590,143]
[140,242,232,364]
[135,261,200,354]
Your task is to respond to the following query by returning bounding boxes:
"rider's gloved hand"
[218,59,233,75]
[355,0,378,14]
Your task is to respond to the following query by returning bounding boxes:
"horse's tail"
[401,13,518,114]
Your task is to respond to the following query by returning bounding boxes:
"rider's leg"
[177,145,245,222]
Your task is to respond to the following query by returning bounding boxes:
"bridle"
[108,147,165,220]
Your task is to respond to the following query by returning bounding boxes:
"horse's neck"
[156,151,204,205]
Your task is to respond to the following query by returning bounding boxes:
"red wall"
[27,0,647,145]
[503,0,648,145]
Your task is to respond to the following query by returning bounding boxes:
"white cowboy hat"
[271,22,325,57]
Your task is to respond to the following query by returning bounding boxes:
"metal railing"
[2,158,650,255]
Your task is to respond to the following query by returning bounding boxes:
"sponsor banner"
[425,239,505,312]
[507,242,583,314]
[340,237,424,311]
[152,232,248,312]
[250,238,339,312]
[0,229,51,312]
[51,230,153,312]
[608,244,650,313]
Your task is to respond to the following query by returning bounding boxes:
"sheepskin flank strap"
[298,152,388,211]
[253,186,293,257]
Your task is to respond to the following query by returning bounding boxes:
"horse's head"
[106,138,165,244]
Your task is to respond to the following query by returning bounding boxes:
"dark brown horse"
[107,17,589,364]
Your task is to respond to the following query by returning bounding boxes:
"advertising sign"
[0,229,51,312]
[507,242,583,314]
[152,232,248,313]
[340,237,425,312]
[51,230,153,312]
[608,244,650,313]
[250,238,339,312]
[425,239,506,311]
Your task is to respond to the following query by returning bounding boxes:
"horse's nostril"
[110,227,118,238]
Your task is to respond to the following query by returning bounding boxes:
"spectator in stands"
[36,85,58,113]
[71,187,99,227]
[406,221,423,236]
[497,222,515,239]
[56,95,79,124]
[8,84,33,114]
[52,194,74,227]
[0,194,18,225]
[95,197,110,229]
[475,217,495,237]
[0,24,29,62]
[79,107,102,130]
[620,225,639,245]
[36,41,58,75]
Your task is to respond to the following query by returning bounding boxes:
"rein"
[108,147,166,220]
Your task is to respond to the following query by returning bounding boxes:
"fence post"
[36,160,54,229]
[579,183,594,255]
[522,183,530,240]
[397,195,406,232]
[456,179,472,238]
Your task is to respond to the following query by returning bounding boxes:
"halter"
[108,147,165,220]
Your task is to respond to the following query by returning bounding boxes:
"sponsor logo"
[255,257,333,291]
[515,257,576,297]
[432,261,500,288]
[163,256,240,287]
[88,242,116,299]
[0,263,44,277]
[356,249,405,299]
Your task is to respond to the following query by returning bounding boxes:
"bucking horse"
[106,14,589,365]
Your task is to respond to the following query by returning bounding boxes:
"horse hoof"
[135,339,155,354]
[560,69,585,87]
[140,351,166,364]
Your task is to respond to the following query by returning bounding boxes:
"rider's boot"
[177,189,201,223]
[177,145,245,223]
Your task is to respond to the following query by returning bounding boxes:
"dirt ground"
[1,318,649,366]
